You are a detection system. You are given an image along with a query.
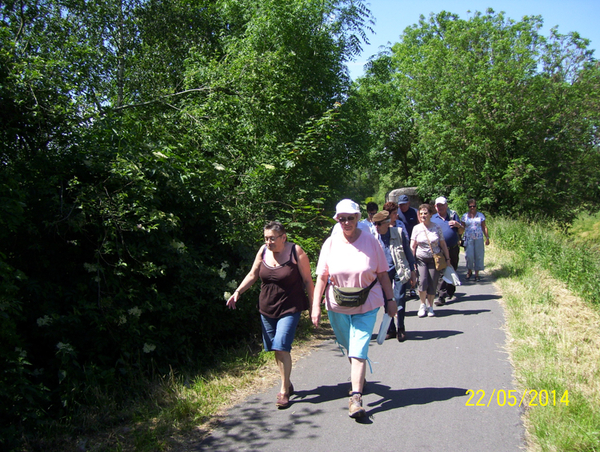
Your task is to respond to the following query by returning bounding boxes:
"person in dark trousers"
[431,197,464,305]
[397,194,419,239]
[371,210,416,342]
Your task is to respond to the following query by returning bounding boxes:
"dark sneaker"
[348,393,366,418]
[397,327,406,342]
[434,297,446,306]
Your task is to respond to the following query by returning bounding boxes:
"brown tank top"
[258,243,309,318]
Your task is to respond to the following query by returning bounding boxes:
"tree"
[349,49,418,199]
[0,0,374,440]
[356,9,600,221]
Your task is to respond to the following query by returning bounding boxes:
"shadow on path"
[364,384,467,417]
[405,307,493,318]
[405,329,464,340]
[432,308,491,318]
[197,384,468,449]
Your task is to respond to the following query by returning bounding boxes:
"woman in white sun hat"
[312,199,397,419]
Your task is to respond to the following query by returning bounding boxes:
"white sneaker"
[418,303,426,318]
[427,306,435,317]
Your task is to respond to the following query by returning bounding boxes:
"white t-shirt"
[411,223,444,259]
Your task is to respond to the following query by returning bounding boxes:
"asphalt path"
[195,253,525,451]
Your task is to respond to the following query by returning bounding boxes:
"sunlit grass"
[571,211,600,253]
[487,217,600,451]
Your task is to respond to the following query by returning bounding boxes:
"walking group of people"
[226,196,489,418]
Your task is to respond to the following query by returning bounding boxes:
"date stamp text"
[465,389,569,407]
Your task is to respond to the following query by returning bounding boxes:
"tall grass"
[492,216,600,305]
[571,212,600,254]
[487,216,600,451]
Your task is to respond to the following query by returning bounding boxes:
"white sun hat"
[333,199,361,219]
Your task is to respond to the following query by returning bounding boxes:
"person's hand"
[410,271,417,288]
[485,238,490,246]
[311,306,321,328]
[226,291,240,309]
[386,299,398,317]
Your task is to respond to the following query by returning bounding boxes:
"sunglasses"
[374,221,388,226]
[337,216,356,223]
[469,205,477,208]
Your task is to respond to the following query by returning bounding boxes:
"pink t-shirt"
[316,230,388,314]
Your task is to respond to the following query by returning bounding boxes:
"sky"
[348,0,600,80]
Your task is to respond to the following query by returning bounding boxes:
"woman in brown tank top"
[227,221,314,409]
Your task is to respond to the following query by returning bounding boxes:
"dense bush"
[0,0,371,445]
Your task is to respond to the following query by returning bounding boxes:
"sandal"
[466,271,472,280]
[276,383,294,408]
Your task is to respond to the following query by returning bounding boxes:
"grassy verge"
[23,311,333,452]
[485,217,600,451]
[572,212,600,254]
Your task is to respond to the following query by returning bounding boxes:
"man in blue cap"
[397,195,419,239]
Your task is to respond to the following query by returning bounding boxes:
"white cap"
[435,196,448,205]
[333,199,360,219]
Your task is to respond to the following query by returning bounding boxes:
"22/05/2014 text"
[465,389,569,407]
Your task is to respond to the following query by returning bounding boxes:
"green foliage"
[0,0,373,445]
[491,216,600,304]
[353,9,600,221]
[571,211,600,253]
[352,50,418,191]
[487,216,600,452]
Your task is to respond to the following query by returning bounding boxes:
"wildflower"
[128,307,142,318]
[227,280,238,290]
[224,291,231,301]
[143,343,156,353]
[56,342,75,354]
[37,315,53,326]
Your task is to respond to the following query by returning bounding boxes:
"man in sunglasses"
[359,201,379,235]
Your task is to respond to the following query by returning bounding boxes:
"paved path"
[195,254,525,451]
